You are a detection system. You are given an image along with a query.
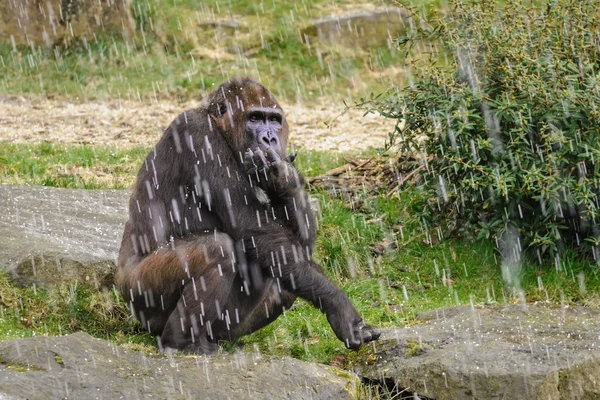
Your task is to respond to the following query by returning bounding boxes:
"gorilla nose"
[259,131,279,148]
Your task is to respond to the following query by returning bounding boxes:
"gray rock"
[301,7,412,48]
[0,185,129,289]
[0,332,359,400]
[198,20,249,35]
[352,304,600,399]
[195,20,250,55]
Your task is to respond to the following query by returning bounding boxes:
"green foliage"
[369,0,600,260]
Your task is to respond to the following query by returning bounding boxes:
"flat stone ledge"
[0,332,359,400]
[352,304,600,400]
[0,185,129,288]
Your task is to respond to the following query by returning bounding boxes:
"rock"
[0,332,359,400]
[352,304,600,400]
[198,20,249,35]
[301,7,412,48]
[195,19,250,56]
[0,0,135,48]
[0,185,128,289]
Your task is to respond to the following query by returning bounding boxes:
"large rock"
[0,0,135,48]
[301,7,412,48]
[0,332,359,399]
[0,185,128,288]
[352,304,600,400]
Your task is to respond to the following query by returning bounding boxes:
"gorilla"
[116,77,380,353]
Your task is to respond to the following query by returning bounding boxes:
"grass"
[0,270,149,344]
[0,0,548,104]
[0,0,412,103]
[1,142,599,367]
[0,143,147,189]
[0,142,346,189]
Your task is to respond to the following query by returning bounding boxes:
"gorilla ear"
[211,102,229,132]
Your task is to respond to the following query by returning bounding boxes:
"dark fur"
[116,77,380,353]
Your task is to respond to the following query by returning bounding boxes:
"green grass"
[0,37,402,103]
[0,0,408,103]
[0,142,344,188]
[0,271,155,351]
[0,143,148,189]
[1,142,598,366]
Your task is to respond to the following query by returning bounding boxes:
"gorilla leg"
[117,231,245,351]
[158,236,277,353]
[159,266,238,353]
[213,280,296,341]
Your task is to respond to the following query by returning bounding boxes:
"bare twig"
[386,164,425,197]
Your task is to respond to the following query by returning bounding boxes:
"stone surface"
[0,332,359,400]
[352,304,600,400]
[195,19,250,55]
[0,185,128,288]
[301,7,412,48]
[0,0,135,48]
[198,20,248,35]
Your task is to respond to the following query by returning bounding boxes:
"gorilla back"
[116,77,380,353]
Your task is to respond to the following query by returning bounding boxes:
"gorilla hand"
[245,148,301,195]
[325,300,381,349]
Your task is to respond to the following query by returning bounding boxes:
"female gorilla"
[116,77,380,353]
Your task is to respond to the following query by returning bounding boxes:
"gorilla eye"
[218,104,227,116]
[269,116,279,123]
[249,115,258,122]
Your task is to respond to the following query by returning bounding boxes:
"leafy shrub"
[368,0,600,261]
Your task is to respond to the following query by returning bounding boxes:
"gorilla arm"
[245,147,317,251]
[201,136,378,348]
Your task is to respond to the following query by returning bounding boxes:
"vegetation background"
[0,2,599,395]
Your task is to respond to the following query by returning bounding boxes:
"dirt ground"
[0,95,397,152]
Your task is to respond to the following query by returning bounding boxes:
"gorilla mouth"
[256,143,279,154]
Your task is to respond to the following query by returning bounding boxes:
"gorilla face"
[245,107,284,155]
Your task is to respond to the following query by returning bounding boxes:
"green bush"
[368,0,600,261]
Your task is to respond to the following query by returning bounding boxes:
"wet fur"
[116,77,379,353]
